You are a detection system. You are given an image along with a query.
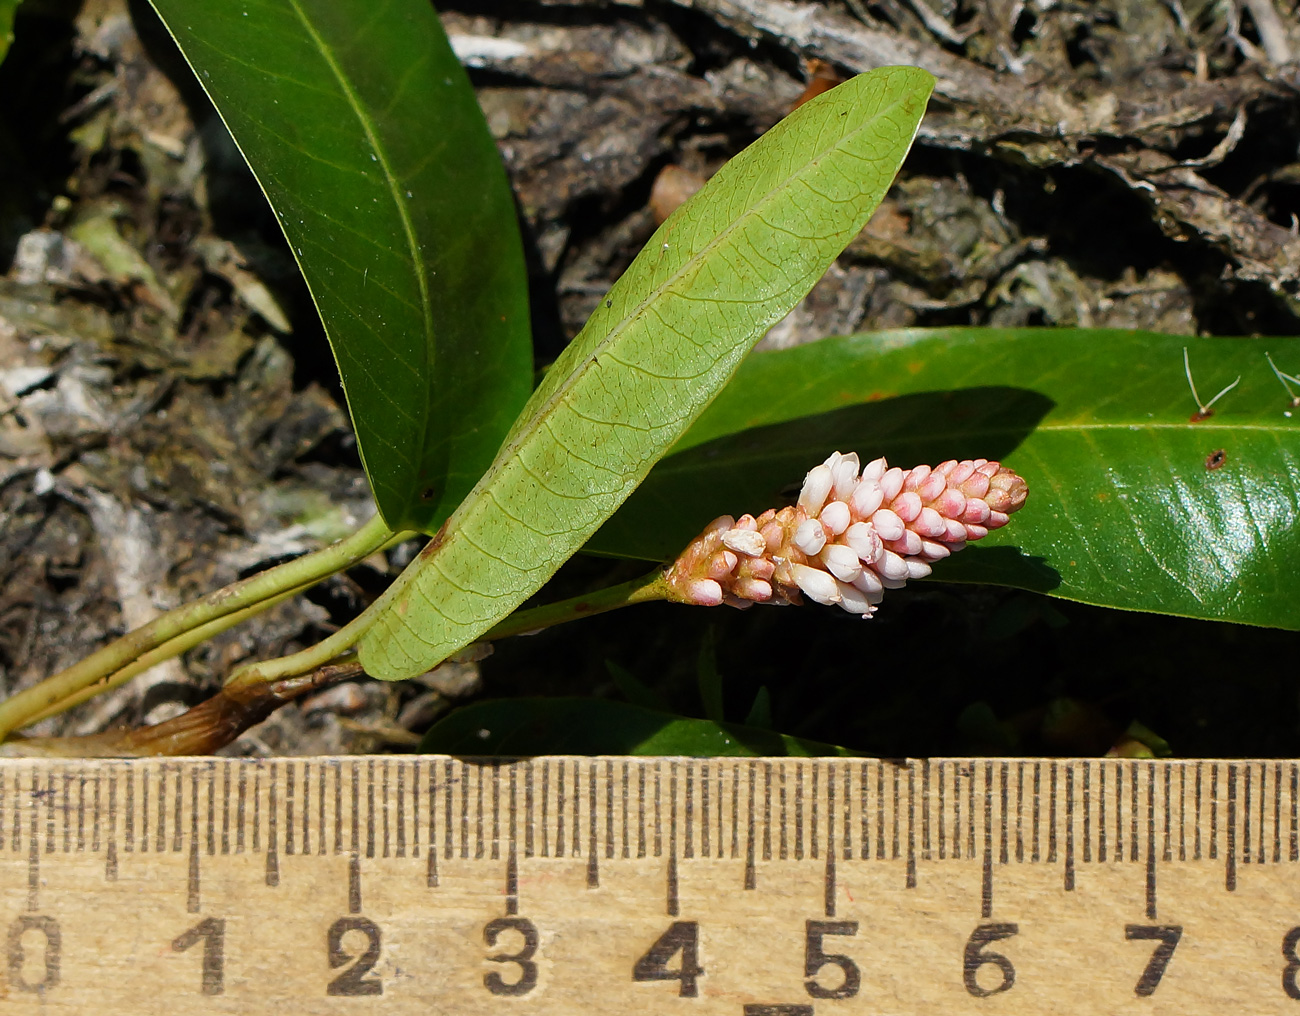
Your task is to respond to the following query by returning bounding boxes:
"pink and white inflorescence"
[663,453,1028,617]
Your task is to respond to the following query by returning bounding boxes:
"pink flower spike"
[850,479,884,517]
[799,465,834,515]
[861,456,887,482]
[870,507,905,541]
[722,528,767,557]
[687,579,724,606]
[819,499,851,535]
[791,563,841,605]
[794,518,827,556]
[820,544,863,583]
[880,467,905,501]
[844,521,882,563]
[892,491,922,523]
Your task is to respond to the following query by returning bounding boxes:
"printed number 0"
[963,923,1018,998]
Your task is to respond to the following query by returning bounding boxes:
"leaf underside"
[358,67,935,680]
[146,0,532,532]
[419,698,858,757]
[590,327,1300,630]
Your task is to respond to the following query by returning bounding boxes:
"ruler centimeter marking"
[2,757,1300,1013]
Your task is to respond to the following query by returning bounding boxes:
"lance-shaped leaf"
[0,0,21,65]
[358,67,935,680]
[590,327,1300,630]
[146,0,532,532]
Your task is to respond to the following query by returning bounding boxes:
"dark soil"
[1,0,1298,757]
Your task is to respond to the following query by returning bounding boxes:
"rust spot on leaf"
[1205,448,1226,470]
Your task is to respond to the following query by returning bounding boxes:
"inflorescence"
[664,452,1028,617]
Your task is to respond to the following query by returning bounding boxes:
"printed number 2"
[1125,925,1181,997]
[633,921,703,997]
[327,917,382,997]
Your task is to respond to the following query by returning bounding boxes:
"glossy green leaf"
[146,0,532,532]
[589,327,1300,629]
[358,67,935,680]
[419,697,858,757]
[0,0,19,65]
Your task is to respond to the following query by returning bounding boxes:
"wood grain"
[0,757,1295,1013]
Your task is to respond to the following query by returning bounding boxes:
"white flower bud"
[849,479,883,517]
[870,508,905,542]
[905,559,932,580]
[819,499,851,535]
[875,549,910,582]
[791,563,840,605]
[835,579,877,615]
[861,456,887,482]
[843,521,881,563]
[820,544,862,583]
[793,518,827,556]
[722,528,767,557]
[831,452,860,499]
[799,465,834,515]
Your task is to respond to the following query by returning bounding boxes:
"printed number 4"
[633,921,703,997]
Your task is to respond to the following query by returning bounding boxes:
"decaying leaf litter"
[1,0,1299,757]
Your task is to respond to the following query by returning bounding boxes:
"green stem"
[0,513,407,741]
[484,570,669,640]
[225,570,671,693]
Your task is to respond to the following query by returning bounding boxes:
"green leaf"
[589,327,1300,629]
[359,67,935,680]
[0,0,19,65]
[146,0,532,532]
[418,697,858,757]
[696,628,725,722]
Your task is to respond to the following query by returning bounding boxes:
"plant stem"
[225,569,671,692]
[484,570,669,639]
[0,513,407,741]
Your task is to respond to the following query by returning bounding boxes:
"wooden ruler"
[1,756,1298,1013]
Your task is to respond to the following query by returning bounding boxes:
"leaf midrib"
[287,0,434,501]
[473,84,922,500]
